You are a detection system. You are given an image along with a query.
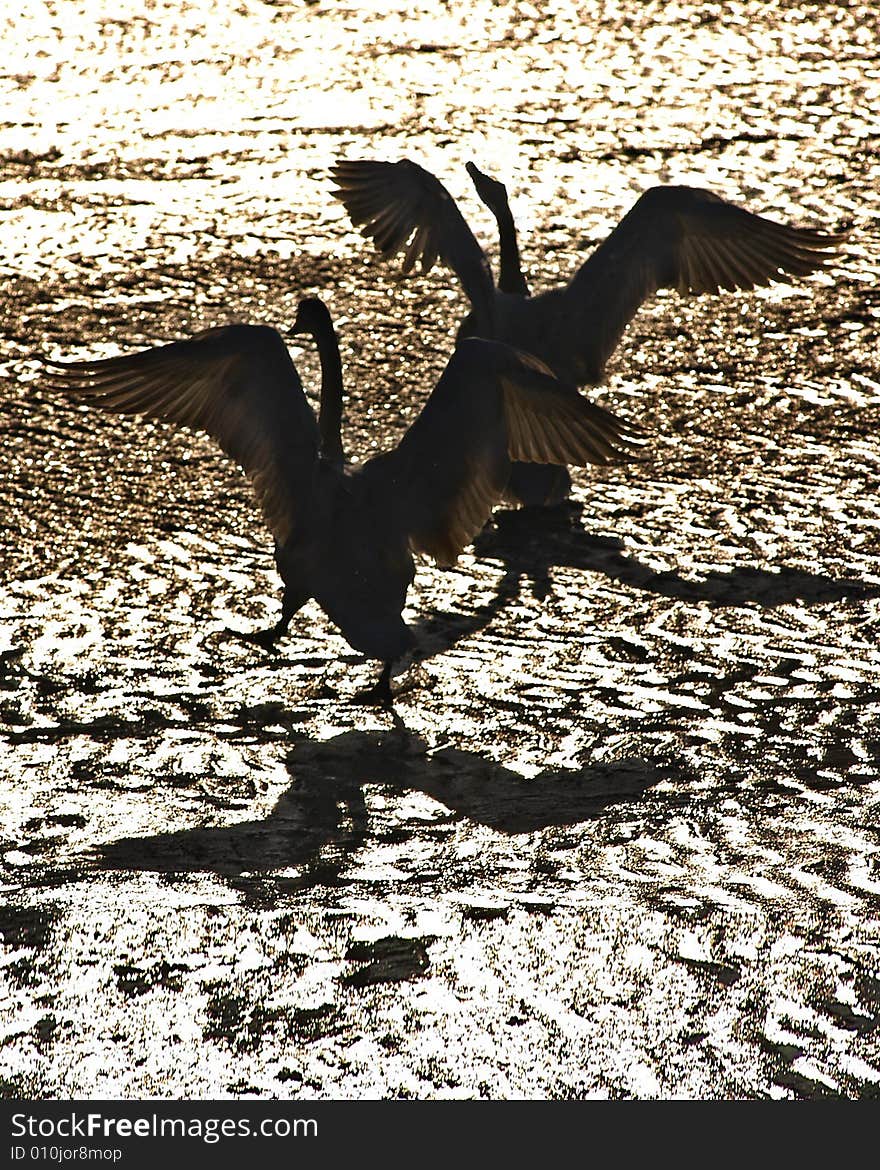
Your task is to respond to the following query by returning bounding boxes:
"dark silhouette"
[471,502,880,609]
[465,160,529,296]
[97,726,671,882]
[331,156,844,506]
[42,298,644,703]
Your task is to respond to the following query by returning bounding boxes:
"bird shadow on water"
[96,719,672,889]
[468,501,880,608]
[402,499,877,667]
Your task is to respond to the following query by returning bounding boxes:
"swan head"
[292,296,332,338]
[465,160,509,214]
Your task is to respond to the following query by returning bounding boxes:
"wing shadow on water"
[473,502,879,606]
[406,500,878,664]
[97,723,671,885]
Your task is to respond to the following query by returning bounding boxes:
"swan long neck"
[492,202,529,296]
[309,307,346,468]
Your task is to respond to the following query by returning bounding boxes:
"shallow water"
[1,1,880,1099]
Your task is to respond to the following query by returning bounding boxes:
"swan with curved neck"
[465,160,529,297]
[43,297,648,704]
[331,156,845,504]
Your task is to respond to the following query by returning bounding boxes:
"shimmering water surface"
[2,1,880,1099]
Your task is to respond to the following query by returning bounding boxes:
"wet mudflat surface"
[1,1,880,1099]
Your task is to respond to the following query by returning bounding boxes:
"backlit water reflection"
[1,1,879,1098]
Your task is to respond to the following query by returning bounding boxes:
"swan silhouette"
[331,157,844,504]
[464,160,530,296]
[42,298,647,703]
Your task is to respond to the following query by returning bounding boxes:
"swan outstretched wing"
[331,158,497,334]
[41,325,320,544]
[368,337,647,567]
[570,185,846,375]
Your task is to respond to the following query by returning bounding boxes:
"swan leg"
[505,461,572,508]
[353,661,394,707]
[241,586,306,651]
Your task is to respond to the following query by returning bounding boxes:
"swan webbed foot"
[352,662,394,708]
[237,589,305,653]
[237,624,285,653]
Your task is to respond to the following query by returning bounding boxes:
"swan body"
[331,158,844,502]
[332,157,844,381]
[43,298,646,702]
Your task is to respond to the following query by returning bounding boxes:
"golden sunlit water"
[1,0,880,1099]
